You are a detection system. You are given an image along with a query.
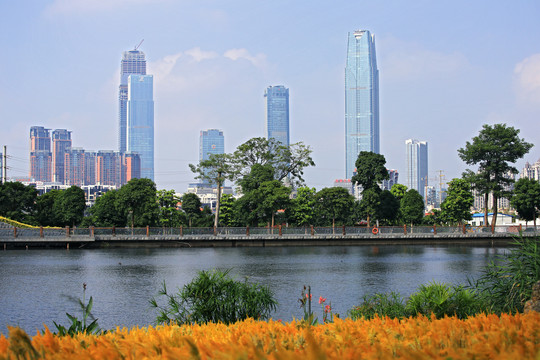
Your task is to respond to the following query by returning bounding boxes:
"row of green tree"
[0,124,537,228]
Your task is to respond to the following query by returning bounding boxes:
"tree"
[358,187,382,227]
[218,194,238,227]
[458,124,533,227]
[290,187,316,227]
[87,190,125,227]
[0,182,37,224]
[181,193,202,227]
[351,151,389,192]
[232,137,315,187]
[258,180,292,227]
[378,190,400,225]
[238,163,275,194]
[511,178,540,228]
[190,153,235,228]
[401,189,424,225]
[314,187,355,228]
[56,186,86,227]
[35,190,61,227]
[117,178,159,227]
[157,189,184,227]
[390,184,408,202]
[440,178,474,226]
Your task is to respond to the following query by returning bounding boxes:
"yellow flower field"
[1,312,539,359]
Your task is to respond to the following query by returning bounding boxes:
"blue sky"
[1,0,539,192]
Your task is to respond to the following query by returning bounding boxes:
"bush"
[348,283,487,320]
[470,236,540,313]
[348,292,406,320]
[150,269,278,325]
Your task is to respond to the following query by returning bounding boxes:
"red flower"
[319,296,326,304]
[325,304,331,313]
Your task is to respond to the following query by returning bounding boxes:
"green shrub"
[53,283,103,336]
[470,236,540,313]
[150,269,278,325]
[348,292,406,320]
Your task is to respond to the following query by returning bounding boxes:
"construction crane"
[134,39,144,51]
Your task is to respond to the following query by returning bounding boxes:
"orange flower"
[319,296,326,304]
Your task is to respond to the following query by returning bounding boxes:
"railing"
[0,224,537,239]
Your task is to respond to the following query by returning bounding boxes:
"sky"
[1,0,540,192]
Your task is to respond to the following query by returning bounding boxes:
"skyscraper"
[265,85,290,147]
[405,139,428,198]
[52,129,72,184]
[29,126,52,182]
[126,74,154,181]
[345,30,379,179]
[119,49,146,153]
[199,129,224,162]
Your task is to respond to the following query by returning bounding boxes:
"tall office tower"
[52,129,72,184]
[122,152,141,185]
[29,126,52,182]
[126,74,154,181]
[265,86,290,147]
[199,129,224,161]
[96,151,122,186]
[119,49,147,153]
[64,148,85,186]
[84,152,96,185]
[405,139,428,198]
[345,30,379,179]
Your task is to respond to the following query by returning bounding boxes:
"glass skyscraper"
[119,49,146,153]
[405,139,428,198]
[265,85,289,147]
[200,129,224,161]
[127,74,154,181]
[345,30,379,179]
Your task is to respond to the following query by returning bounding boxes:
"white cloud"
[379,37,469,82]
[514,54,540,106]
[224,48,267,68]
[185,48,219,62]
[44,0,166,16]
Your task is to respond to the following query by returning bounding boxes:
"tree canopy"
[458,124,532,227]
[440,178,474,225]
[511,178,540,227]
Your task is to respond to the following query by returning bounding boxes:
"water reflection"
[0,245,500,334]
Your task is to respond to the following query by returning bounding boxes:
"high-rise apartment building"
[52,129,72,184]
[29,126,52,182]
[84,152,96,186]
[64,147,85,186]
[119,49,146,153]
[345,30,379,179]
[405,139,428,198]
[265,86,290,147]
[126,74,154,181]
[96,151,122,186]
[123,152,141,184]
[382,169,399,191]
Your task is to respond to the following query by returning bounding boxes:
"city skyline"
[345,30,379,180]
[1,1,540,191]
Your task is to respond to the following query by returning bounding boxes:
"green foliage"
[358,187,382,226]
[377,190,400,225]
[87,190,125,227]
[53,284,103,337]
[117,178,160,227]
[351,151,389,192]
[470,236,540,313]
[458,123,533,226]
[157,189,184,227]
[511,178,540,226]
[290,187,316,227]
[440,178,474,225]
[348,283,486,320]
[57,186,86,227]
[405,282,485,319]
[232,137,314,188]
[238,163,275,194]
[314,187,355,227]
[181,193,202,227]
[150,269,278,325]
[348,292,406,320]
[218,194,238,227]
[35,190,61,227]
[0,182,38,224]
[400,189,424,225]
[390,184,408,202]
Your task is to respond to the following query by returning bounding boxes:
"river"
[0,245,504,334]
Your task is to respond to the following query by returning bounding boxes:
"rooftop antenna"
[134,39,144,51]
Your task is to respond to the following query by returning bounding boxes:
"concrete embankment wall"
[0,233,524,249]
